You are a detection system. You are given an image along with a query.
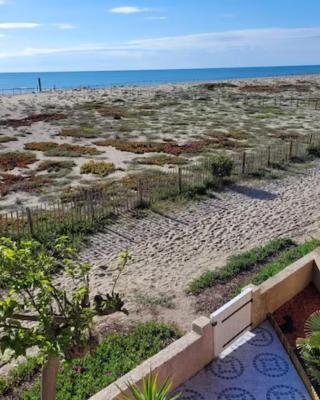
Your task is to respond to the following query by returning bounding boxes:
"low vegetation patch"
[80,160,116,177]
[0,113,66,128]
[80,102,128,119]
[187,238,295,295]
[3,322,180,400]
[251,240,320,285]
[193,239,320,315]
[0,135,18,143]
[25,142,101,156]
[134,155,188,166]
[96,139,163,154]
[0,173,50,196]
[37,160,76,173]
[60,126,100,138]
[0,357,41,397]
[206,132,246,148]
[0,151,37,171]
[96,139,214,156]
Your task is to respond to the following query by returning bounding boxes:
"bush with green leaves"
[207,154,234,178]
[80,160,115,177]
[0,237,129,400]
[297,311,320,384]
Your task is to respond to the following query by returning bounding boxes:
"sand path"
[80,164,320,330]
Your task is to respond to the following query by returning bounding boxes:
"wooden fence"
[0,135,319,240]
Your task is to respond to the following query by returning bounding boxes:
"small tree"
[208,154,234,178]
[0,236,129,400]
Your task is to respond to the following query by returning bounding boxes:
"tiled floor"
[175,321,311,400]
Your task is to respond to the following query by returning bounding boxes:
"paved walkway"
[175,321,310,400]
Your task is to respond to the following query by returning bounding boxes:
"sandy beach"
[1,74,320,210]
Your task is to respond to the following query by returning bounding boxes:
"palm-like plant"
[297,311,320,384]
[120,373,180,400]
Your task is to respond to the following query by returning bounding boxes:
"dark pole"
[38,78,42,92]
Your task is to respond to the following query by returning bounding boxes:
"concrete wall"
[250,248,320,327]
[90,317,214,400]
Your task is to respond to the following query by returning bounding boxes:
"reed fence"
[0,135,319,240]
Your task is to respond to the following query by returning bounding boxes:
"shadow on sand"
[230,184,278,200]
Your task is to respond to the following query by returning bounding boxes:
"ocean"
[1,65,320,93]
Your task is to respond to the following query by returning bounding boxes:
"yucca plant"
[120,373,180,400]
[297,311,320,384]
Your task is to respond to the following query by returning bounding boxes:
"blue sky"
[0,0,320,72]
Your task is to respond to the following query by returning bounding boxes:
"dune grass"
[187,238,295,295]
[251,239,320,285]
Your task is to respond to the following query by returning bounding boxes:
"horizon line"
[1,63,320,75]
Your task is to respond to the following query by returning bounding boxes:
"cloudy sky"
[0,0,320,72]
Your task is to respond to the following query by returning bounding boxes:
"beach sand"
[77,162,320,330]
[1,74,320,210]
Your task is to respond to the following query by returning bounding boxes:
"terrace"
[91,247,320,400]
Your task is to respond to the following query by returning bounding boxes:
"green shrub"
[207,154,233,177]
[298,312,320,384]
[19,322,180,400]
[187,238,294,295]
[0,356,41,396]
[308,145,320,158]
[80,160,115,176]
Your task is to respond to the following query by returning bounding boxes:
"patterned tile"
[175,321,311,400]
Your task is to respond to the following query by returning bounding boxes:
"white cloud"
[53,23,76,30]
[108,6,151,14]
[0,0,9,5]
[0,23,40,29]
[1,27,320,67]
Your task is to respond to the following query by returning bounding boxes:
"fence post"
[242,152,247,174]
[88,192,95,222]
[289,141,293,160]
[267,146,271,167]
[309,134,313,146]
[178,168,182,194]
[26,207,35,238]
[137,180,143,206]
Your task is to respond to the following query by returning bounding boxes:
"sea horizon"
[1,64,320,92]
